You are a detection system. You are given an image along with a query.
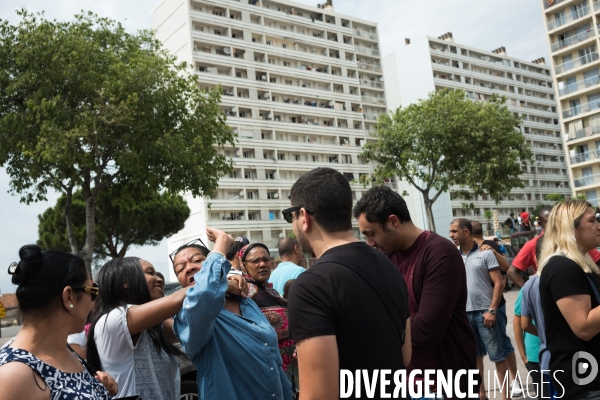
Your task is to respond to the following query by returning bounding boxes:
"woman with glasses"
[538,200,600,399]
[239,243,298,385]
[0,245,117,400]
[86,257,189,400]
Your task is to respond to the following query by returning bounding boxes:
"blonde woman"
[538,200,600,400]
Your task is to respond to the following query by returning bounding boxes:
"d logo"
[572,351,599,386]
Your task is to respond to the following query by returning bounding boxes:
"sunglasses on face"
[282,205,314,223]
[169,238,209,263]
[72,282,99,302]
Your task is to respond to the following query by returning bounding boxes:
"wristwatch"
[488,309,496,315]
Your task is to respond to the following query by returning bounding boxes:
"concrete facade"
[383,34,571,232]
[540,0,600,207]
[152,0,385,280]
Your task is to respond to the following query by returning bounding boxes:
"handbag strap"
[67,343,96,376]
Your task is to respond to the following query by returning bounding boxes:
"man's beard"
[295,227,314,257]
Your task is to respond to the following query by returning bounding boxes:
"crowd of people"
[0,167,599,400]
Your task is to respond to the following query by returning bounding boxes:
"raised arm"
[174,228,234,358]
[126,288,188,336]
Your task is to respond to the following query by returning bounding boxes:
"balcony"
[363,113,380,121]
[595,1,600,11]
[547,6,590,30]
[355,46,380,57]
[354,30,379,41]
[543,0,567,10]
[559,74,600,96]
[574,173,600,187]
[562,98,600,118]
[566,125,600,141]
[357,62,382,73]
[361,95,386,106]
[550,29,595,53]
[571,149,600,164]
[360,80,383,89]
[555,51,599,74]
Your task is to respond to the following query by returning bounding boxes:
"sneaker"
[511,379,523,396]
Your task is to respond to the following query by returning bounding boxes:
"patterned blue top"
[174,253,293,400]
[0,342,111,400]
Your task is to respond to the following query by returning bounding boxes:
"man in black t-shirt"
[283,168,411,400]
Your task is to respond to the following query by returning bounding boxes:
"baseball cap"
[234,236,250,245]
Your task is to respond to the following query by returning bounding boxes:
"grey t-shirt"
[521,276,550,371]
[462,243,500,312]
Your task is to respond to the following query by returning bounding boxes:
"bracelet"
[209,251,226,258]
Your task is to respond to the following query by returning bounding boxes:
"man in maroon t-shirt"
[354,185,477,399]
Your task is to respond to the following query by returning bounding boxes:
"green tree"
[361,89,532,232]
[38,186,190,259]
[0,11,234,273]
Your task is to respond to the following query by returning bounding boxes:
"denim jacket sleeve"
[174,253,232,359]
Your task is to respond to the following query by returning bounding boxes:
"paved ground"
[482,287,535,399]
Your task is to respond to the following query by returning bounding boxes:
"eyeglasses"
[245,257,272,265]
[169,238,209,263]
[72,283,99,302]
[282,205,314,223]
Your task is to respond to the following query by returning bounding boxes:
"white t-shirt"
[94,305,180,400]
[67,331,87,347]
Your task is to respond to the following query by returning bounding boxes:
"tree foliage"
[361,89,532,232]
[38,186,190,259]
[0,11,234,272]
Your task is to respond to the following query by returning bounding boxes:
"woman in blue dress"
[0,245,117,400]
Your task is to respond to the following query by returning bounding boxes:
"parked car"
[164,282,198,400]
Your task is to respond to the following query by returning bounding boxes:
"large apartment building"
[540,0,600,207]
[152,0,385,274]
[383,34,571,232]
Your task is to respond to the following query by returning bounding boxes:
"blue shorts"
[467,304,514,362]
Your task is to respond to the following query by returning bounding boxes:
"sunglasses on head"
[169,238,209,263]
[282,205,314,223]
[72,282,99,302]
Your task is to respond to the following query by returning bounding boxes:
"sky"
[0,0,550,294]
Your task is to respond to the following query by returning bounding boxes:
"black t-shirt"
[540,255,600,398]
[288,242,409,399]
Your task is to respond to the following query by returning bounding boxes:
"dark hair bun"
[12,245,43,285]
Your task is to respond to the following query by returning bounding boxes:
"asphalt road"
[0,324,21,346]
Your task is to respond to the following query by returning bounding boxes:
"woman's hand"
[95,371,118,397]
[227,274,249,297]
[206,227,234,256]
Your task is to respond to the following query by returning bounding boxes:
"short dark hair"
[226,241,246,261]
[522,208,526,212]
[538,206,552,218]
[290,168,352,233]
[277,237,299,257]
[452,218,472,233]
[10,245,88,315]
[470,220,483,236]
[353,185,411,229]
[510,213,514,217]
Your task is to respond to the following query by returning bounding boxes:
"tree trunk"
[81,194,96,276]
[423,197,437,233]
[64,187,81,257]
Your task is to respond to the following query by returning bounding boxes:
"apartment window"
[293,154,300,161]
[243,151,255,158]
[282,44,288,49]
[278,154,285,160]
[266,40,272,45]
